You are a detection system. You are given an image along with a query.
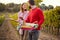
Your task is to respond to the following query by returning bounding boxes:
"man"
[26,0,44,40]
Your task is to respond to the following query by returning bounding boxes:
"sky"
[0,0,28,4]
[0,0,60,7]
[41,0,60,7]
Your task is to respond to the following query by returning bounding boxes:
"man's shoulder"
[36,8,43,14]
[36,7,42,11]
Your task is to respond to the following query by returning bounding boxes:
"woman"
[17,3,29,40]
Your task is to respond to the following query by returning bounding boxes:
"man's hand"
[33,21,38,29]
[33,21,38,24]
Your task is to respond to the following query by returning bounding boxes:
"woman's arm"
[8,18,18,22]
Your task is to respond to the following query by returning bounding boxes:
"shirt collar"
[31,5,36,9]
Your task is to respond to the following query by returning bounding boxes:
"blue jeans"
[28,30,40,40]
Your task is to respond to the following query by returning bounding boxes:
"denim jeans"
[28,30,40,40]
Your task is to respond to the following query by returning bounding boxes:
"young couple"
[17,0,44,40]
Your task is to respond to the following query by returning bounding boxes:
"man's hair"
[29,0,35,5]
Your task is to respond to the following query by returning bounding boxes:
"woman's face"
[22,3,27,10]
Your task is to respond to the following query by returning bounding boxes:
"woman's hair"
[20,3,27,12]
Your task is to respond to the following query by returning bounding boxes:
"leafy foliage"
[0,3,6,12]
[0,3,20,12]
[0,14,5,26]
[34,0,42,6]
[9,13,18,28]
[43,6,60,28]
[40,4,54,10]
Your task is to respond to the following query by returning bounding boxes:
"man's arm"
[25,16,30,23]
[38,9,44,26]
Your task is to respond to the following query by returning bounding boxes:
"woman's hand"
[8,18,18,22]
[7,18,13,20]
[9,18,14,20]
[19,17,24,20]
